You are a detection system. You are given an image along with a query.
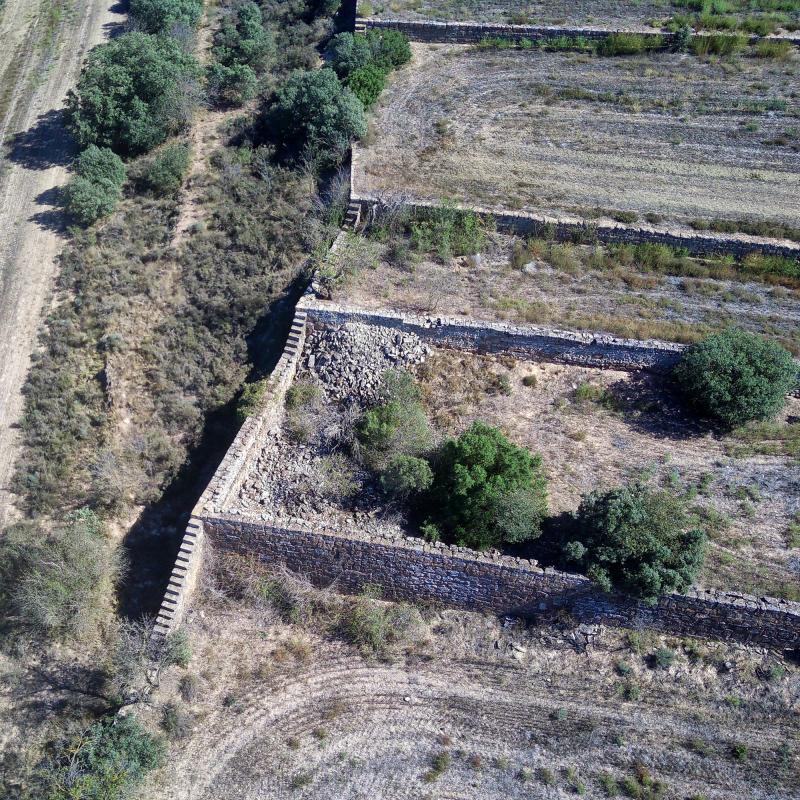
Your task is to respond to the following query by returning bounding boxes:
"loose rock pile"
[302,322,429,403]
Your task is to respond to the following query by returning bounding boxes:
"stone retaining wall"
[359,16,800,46]
[205,515,800,649]
[351,191,800,261]
[298,296,684,372]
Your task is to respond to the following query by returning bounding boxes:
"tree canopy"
[130,0,203,34]
[66,33,200,156]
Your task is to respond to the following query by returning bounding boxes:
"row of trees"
[351,327,796,604]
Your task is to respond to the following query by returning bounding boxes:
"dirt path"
[0,0,125,526]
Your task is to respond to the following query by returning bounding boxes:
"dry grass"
[138,560,800,800]
[356,44,800,241]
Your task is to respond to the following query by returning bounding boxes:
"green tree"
[40,715,165,800]
[265,68,366,168]
[63,145,125,225]
[426,422,547,550]
[0,508,122,640]
[213,0,274,71]
[366,29,412,70]
[144,143,191,195]
[207,61,259,107]
[380,454,433,499]
[130,0,203,33]
[66,33,200,156]
[565,482,706,604]
[673,328,797,427]
[346,63,387,109]
[327,31,373,77]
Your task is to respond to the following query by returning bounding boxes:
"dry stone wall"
[205,515,800,649]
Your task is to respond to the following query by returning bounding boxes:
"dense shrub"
[691,32,747,56]
[673,328,797,427]
[564,482,706,604]
[66,33,200,156]
[207,61,259,106]
[39,715,165,800]
[357,371,434,470]
[130,0,203,33]
[346,63,387,109]
[380,453,433,499]
[410,205,486,262]
[0,508,121,640]
[63,145,126,225]
[144,143,191,195]
[367,28,412,70]
[213,0,275,71]
[425,422,547,550]
[328,29,411,78]
[265,68,366,167]
[598,33,662,55]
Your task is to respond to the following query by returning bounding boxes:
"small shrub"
[599,772,620,796]
[565,482,706,604]
[426,421,547,550]
[598,33,662,56]
[346,63,387,109]
[318,454,358,499]
[236,378,269,424]
[424,751,452,782]
[64,145,126,225]
[691,33,746,56]
[755,38,792,58]
[178,673,199,702]
[161,701,192,738]
[291,771,313,788]
[522,374,537,388]
[652,647,675,670]
[144,143,191,195]
[537,766,556,785]
[380,454,433,499]
[207,61,259,107]
[673,328,797,427]
[730,742,748,761]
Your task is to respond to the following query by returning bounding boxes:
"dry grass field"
[356,44,800,243]
[362,0,674,27]
[330,231,800,354]
[139,562,800,800]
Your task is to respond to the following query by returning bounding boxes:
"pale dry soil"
[0,0,126,526]
[139,576,800,800]
[330,231,800,354]
[356,44,800,242]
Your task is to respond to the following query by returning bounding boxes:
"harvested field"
[362,0,800,33]
[355,44,800,245]
[329,231,800,354]
[228,321,800,600]
[139,564,800,800]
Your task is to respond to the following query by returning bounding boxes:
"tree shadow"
[6,109,75,171]
[116,279,307,621]
[28,186,70,235]
[104,1,130,38]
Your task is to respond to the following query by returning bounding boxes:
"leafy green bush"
[598,33,663,55]
[40,714,165,799]
[213,0,274,71]
[410,205,486,262]
[265,68,366,168]
[380,453,433,499]
[207,61,259,107]
[346,63,387,109]
[144,143,191,195]
[64,145,126,225]
[564,482,706,604]
[236,378,269,424]
[673,328,797,427]
[66,33,200,156]
[426,422,547,550]
[0,508,121,640]
[367,28,412,70]
[357,371,434,470]
[130,0,203,33]
[328,29,411,78]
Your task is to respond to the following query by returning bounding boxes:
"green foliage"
[426,422,547,550]
[265,68,366,168]
[130,0,203,33]
[328,30,411,78]
[236,378,270,424]
[144,143,191,195]
[691,32,747,55]
[366,28,412,70]
[380,454,433,499]
[598,33,663,55]
[207,61,259,106]
[653,647,676,669]
[673,328,797,427]
[565,482,706,604]
[64,145,126,226]
[0,509,121,640]
[346,63,387,109]
[213,0,275,72]
[357,370,434,470]
[755,37,792,57]
[66,32,200,156]
[410,205,487,262]
[41,715,165,800]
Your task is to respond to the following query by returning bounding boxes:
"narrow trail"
[0,0,126,526]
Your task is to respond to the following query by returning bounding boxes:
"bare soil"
[139,569,800,800]
[355,44,800,242]
[331,231,800,354]
[0,0,126,526]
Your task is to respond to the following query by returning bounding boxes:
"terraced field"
[356,44,800,245]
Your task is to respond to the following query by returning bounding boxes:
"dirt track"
[0,0,125,526]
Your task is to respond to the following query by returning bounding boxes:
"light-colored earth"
[0,0,125,526]
[356,44,800,240]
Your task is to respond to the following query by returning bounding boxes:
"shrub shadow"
[6,109,75,171]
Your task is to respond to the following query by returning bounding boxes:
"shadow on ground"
[6,109,75,171]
